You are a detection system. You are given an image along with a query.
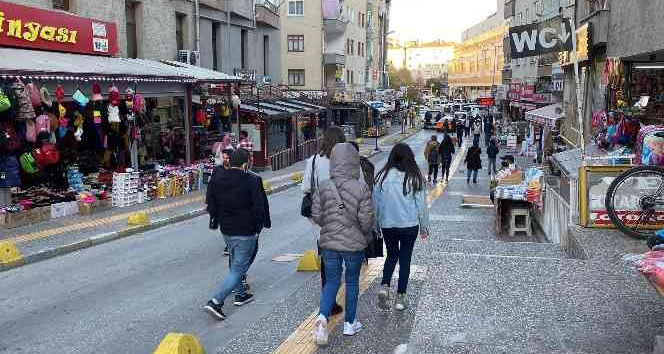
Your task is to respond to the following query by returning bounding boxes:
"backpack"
[11,80,36,121]
[33,143,60,167]
[25,82,41,107]
[0,121,21,153]
[25,119,37,142]
[637,125,664,166]
[427,143,439,164]
[19,152,39,174]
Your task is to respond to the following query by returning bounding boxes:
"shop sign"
[478,97,494,107]
[552,77,564,92]
[496,85,507,100]
[521,84,535,99]
[0,1,118,55]
[522,103,537,111]
[558,23,591,66]
[532,93,551,103]
[509,17,573,59]
[508,83,522,100]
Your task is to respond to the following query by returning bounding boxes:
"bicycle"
[604,133,664,239]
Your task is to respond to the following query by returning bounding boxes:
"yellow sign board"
[559,23,590,66]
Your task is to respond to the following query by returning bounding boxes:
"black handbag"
[365,231,384,259]
[300,155,316,218]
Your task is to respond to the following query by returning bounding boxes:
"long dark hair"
[319,126,345,158]
[376,143,424,195]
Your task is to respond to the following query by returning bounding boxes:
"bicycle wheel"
[605,165,664,239]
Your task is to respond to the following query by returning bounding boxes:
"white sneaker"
[343,320,363,336]
[314,315,329,346]
[395,293,408,311]
[377,286,390,310]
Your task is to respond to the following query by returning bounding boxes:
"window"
[263,35,270,76]
[287,35,304,52]
[350,71,354,85]
[241,29,248,69]
[288,1,304,16]
[125,2,138,58]
[288,69,305,86]
[350,40,355,55]
[357,42,361,57]
[52,0,69,11]
[525,9,529,23]
[176,13,186,52]
[212,23,219,70]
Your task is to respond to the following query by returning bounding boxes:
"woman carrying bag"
[373,143,430,311]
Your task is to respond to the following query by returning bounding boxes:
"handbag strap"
[329,178,357,223]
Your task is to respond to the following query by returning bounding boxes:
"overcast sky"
[389,0,500,43]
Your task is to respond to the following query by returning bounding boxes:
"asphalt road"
[0,130,434,354]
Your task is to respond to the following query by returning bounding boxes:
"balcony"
[323,53,345,66]
[323,0,347,34]
[256,1,280,29]
[324,18,348,35]
[580,9,609,47]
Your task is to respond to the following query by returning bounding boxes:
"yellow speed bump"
[0,241,22,266]
[296,249,321,272]
[152,333,205,354]
[291,172,303,183]
[127,212,150,226]
[263,180,273,194]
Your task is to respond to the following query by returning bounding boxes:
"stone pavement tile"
[407,253,664,354]
[416,239,568,260]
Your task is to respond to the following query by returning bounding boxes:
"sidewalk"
[0,125,421,272]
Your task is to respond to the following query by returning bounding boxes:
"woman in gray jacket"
[312,143,374,346]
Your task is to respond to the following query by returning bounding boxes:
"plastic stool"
[509,207,531,236]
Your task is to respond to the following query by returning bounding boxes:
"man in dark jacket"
[438,133,456,183]
[455,119,465,147]
[486,139,499,175]
[204,149,266,321]
[483,118,494,148]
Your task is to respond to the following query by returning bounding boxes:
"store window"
[125,1,138,58]
[176,13,187,52]
[288,69,305,86]
[52,0,69,11]
[241,29,248,69]
[288,1,304,16]
[288,35,304,52]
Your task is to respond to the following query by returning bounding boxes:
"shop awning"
[257,102,302,114]
[158,60,242,82]
[274,100,320,113]
[240,103,284,117]
[285,99,326,111]
[0,48,194,83]
[525,103,563,127]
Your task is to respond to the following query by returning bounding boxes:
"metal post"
[569,9,586,161]
[194,0,200,53]
[226,0,232,75]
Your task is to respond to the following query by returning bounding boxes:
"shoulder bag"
[329,179,383,259]
[300,155,316,218]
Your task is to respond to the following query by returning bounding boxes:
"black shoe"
[204,300,226,320]
[331,303,344,316]
[234,293,255,306]
[223,247,229,256]
[473,180,478,184]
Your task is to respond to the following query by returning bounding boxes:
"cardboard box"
[51,202,67,219]
[78,199,112,215]
[2,210,30,228]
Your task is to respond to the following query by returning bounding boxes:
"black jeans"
[381,226,419,294]
[456,131,464,147]
[441,158,452,181]
[428,163,439,181]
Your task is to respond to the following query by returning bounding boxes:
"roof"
[525,103,564,127]
[0,48,242,83]
[257,102,301,114]
[240,103,283,116]
[278,99,326,111]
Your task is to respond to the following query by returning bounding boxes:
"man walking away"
[423,135,440,184]
[473,119,482,145]
[438,133,456,183]
[465,141,482,184]
[204,149,265,321]
[455,119,465,147]
[487,138,499,175]
[464,116,471,137]
[483,118,494,148]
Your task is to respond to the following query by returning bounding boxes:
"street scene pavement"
[2,130,662,354]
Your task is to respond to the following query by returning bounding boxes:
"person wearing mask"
[302,126,346,316]
[472,119,482,145]
[312,143,374,346]
[438,133,456,183]
[423,135,440,184]
[465,140,483,184]
[483,118,494,148]
[487,138,500,175]
[373,143,429,312]
[455,118,465,147]
[204,149,266,321]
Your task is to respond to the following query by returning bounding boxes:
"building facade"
[388,41,455,83]
[6,0,281,83]
[280,0,388,95]
[448,0,506,100]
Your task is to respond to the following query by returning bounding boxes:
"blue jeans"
[319,249,365,323]
[213,234,258,303]
[488,158,497,174]
[467,169,479,182]
[381,226,419,294]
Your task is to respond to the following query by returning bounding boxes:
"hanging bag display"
[19,152,39,174]
[25,119,37,143]
[33,143,60,167]
[0,86,12,113]
[12,80,36,121]
[300,155,316,218]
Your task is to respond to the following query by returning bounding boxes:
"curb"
[0,130,421,273]
[0,180,302,273]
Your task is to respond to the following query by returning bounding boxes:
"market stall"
[491,160,544,236]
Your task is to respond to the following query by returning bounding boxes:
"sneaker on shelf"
[223,247,230,256]
[395,293,408,311]
[377,285,390,310]
[331,302,344,316]
[203,300,226,321]
[233,293,254,306]
[343,320,364,336]
[314,315,329,346]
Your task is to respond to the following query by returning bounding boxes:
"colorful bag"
[0,86,11,112]
[0,121,21,153]
[11,80,36,121]
[25,82,41,107]
[33,143,60,167]
[637,125,664,166]
[0,155,21,188]
[19,152,39,174]
[25,119,37,142]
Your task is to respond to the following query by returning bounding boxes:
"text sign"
[0,1,118,55]
[510,18,573,59]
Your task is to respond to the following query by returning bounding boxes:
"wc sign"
[510,18,573,59]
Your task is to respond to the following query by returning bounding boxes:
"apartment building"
[388,40,455,82]
[448,0,507,100]
[280,0,388,94]
[7,0,281,83]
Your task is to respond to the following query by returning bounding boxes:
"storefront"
[328,102,369,139]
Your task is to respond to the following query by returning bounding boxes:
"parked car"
[423,110,442,130]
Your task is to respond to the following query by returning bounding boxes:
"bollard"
[263,180,273,194]
[128,212,150,226]
[291,172,303,183]
[296,249,321,272]
[0,241,23,266]
[152,333,205,354]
